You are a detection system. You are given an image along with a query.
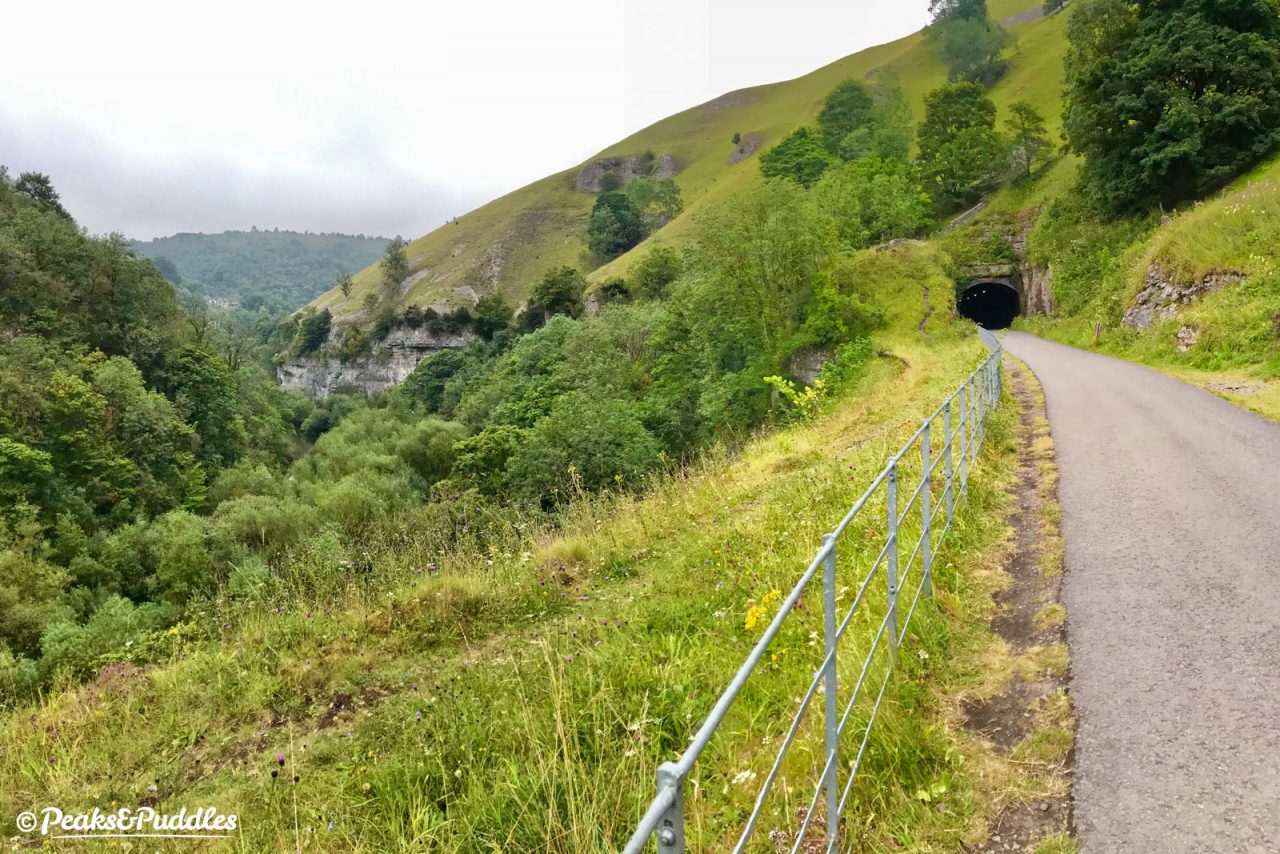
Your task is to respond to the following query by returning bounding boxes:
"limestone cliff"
[277,325,469,398]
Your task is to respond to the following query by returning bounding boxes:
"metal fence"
[624,333,1004,853]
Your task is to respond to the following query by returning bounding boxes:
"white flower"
[731,770,758,787]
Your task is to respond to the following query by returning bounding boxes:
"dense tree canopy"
[917,83,1007,208]
[1064,0,1280,213]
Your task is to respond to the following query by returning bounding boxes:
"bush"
[211,493,317,558]
[760,127,835,187]
[39,596,171,680]
[629,247,683,300]
[507,393,660,506]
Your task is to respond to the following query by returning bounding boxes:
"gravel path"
[1002,332,1280,853]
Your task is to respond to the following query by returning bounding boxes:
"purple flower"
[416,711,422,721]
[276,754,285,766]
[328,821,334,831]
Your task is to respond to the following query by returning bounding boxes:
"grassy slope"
[311,0,1049,322]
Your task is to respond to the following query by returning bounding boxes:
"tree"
[523,267,585,330]
[817,80,876,156]
[1006,101,1050,181]
[934,16,1010,84]
[917,83,1006,208]
[14,172,71,220]
[381,237,409,299]
[586,192,645,259]
[1044,0,1065,12]
[295,309,332,355]
[506,393,659,506]
[160,346,247,471]
[812,158,933,249]
[621,178,684,232]
[759,127,836,187]
[929,0,987,23]
[472,293,513,340]
[337,271,353,299]
[1063,0,1280,213]
[630,246,683,300]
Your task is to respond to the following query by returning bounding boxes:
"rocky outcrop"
[277,325,470,398]
[729,133,762,164]
[788,345,832,385]
[575,154,681,193]
[1122,263,1245,331]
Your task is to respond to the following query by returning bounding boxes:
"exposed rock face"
[729,133,762,164]
[1024,264,1054,316]
[788,345,833,385]
[277,325,470,398]
[1176,325,1199,352]
[1122,263,1245,330]
[575,154,681,193]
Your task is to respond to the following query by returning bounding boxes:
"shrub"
[506,393,660,506]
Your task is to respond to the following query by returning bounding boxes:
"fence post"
[943,401,954,525]
[821,533,839,846]
[886,459,900,659]
[655,762,684,853]
[920,422,932,599]
[968,376,978,478]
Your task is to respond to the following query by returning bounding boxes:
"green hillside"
[312,0,1055,322]
[134,229,390,313]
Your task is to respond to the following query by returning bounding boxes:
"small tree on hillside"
[817,80,876,156]
[934,16,1010,84]
[928,0,987,23]
[759,127,835,187]
[522,267,585,331]
[336,271,354,299]
[1006,101,1050,181]
[587,192,645,260]
[472,293,513,340]
[381,237,408,300]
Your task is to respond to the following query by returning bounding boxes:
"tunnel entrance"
[958,281,1021,330]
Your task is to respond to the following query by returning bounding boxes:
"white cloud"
[2,0,930,239]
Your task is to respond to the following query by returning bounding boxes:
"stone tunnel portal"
[958,280,1021,330]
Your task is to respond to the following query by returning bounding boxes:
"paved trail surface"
[1001,332,1280,853]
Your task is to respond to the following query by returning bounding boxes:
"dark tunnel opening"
[958,281,1021,330]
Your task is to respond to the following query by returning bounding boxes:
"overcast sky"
[2,0,931,241]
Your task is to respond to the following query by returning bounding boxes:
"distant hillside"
[309,0,1059,322]
[133,229,390,313]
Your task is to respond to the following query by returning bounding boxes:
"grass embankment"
[1017,172,1280,423]
[1,326,1060,851]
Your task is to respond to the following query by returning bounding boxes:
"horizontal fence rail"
[625,333,1004,853]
